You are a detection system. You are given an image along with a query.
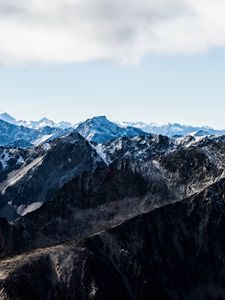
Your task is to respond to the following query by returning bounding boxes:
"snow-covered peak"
[57,121,73,129]
[18,118,56,130]
[83,116,113,127]
[76,116,145,143]
[0,111,17,125]
[35,118,55,129]
[90,115,107,122]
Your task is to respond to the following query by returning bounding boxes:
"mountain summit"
[0,111,17,125]
[76,116,145,143]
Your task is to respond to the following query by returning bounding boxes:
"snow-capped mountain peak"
[76,116,145,143]
[0,111,17,125]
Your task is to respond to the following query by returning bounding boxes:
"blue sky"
[0,0,225,128]
[1,48,225,128]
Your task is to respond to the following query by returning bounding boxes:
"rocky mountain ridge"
[0,133,224,256]
[1,111,225,144]
[0,132,106,220]
[0,116,147,147]
[0,116,225,299]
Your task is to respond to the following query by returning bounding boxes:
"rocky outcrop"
[0,133,105,220]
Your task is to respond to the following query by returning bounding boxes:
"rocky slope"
[0,134,225,256]
[1,177,225,299]
[0,146,43,182]
[0,133,105,220]
[0,133,225,299]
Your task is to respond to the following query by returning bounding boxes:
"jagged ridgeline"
[1,112,225,147]
[0,114,225,299]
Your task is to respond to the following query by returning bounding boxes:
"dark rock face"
[0,255,56,300]
[1,178,225,299]
[76,178,225,300]
[0,218,11,257]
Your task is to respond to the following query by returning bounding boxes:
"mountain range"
[1,111,225,143]
[119,120,225,137]
[0,111,225,299]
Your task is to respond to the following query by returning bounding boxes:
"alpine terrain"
[0,113,225,299]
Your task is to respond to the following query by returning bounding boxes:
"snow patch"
[0,150,10,170]
[33,134,54,146]
[92,144,108,164]
[0,156,44,194]
[16,202,43,216]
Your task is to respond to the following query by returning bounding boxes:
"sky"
[0,0,225,128]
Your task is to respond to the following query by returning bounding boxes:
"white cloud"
[0,0,224,65]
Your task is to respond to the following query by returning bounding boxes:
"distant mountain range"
[0,111,225,148]
[119,121,225,137]
[18,117,73,130]
[1,110,225,138]
[0,119,66,148]
[0,114,146,147]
